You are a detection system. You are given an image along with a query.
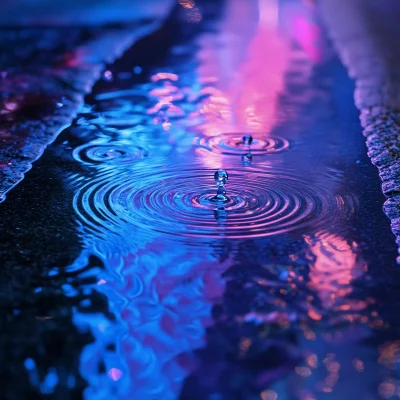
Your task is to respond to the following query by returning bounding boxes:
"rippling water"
[73,164,357,241]
[39,1,399,399]
[194,133,291,156]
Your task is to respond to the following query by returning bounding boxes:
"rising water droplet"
[212,170,229,202]
[214,169,228,187]
[242,134,253,146]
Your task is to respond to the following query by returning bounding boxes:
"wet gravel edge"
[0,22,160,202]
[321,0,400,263]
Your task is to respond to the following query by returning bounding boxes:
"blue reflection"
[58,0,396,399]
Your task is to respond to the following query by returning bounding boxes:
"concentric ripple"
[74,166,357,240]
[72,142,149,165]
[194,133,290,156]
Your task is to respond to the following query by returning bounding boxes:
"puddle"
[0,1,399,399]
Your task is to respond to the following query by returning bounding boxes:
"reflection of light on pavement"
[233,27,288,132]
[151,72,179,82]
[75,236,230,399]
[261,389,278,400]
[193,0,289,170]
[281,0,331,63]
[378,380,396,399]
[179,0,195,9]
[258,0,279,28]
[305,232,367,314]
[378,341,400,368]
[108,368,123,381]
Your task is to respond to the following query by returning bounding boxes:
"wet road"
[0,1,399,399]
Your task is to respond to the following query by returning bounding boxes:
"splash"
[194,133,290,157]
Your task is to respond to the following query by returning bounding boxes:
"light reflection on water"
[57,1,398,399]
[306,232,368,314]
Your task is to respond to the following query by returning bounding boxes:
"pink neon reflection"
[194,0,289,170]
[306,232,368,317]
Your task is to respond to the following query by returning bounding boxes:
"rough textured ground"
[0,22,161,202]
[321,0,400,262]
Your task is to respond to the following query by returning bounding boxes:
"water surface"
[1,1,399,399]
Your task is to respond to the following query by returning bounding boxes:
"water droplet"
[212,170,229,203]
[214,169,228,187]
[242,152,252,164]
[242,134,253,146]
[103,70,113,82]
